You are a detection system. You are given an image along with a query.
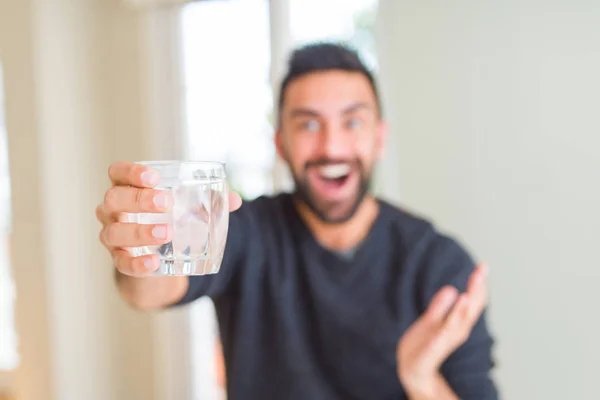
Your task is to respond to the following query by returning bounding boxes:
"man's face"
[276,70,387,224]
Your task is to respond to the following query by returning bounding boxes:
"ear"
[376,120,388,160]
[274,129,287,162]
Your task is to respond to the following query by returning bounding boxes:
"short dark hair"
[277,42,382,124]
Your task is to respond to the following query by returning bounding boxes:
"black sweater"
[175,193,498,400]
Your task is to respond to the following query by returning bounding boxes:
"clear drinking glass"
[130,161,229,276]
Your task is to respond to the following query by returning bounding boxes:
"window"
[0,64,18,373]
[181,0,274,201]
[180,0,378,202]
[180,1,273,398]
[289,0,379,70]
[178,1,378,397]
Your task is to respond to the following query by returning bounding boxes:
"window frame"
[138,0,293,398]
[0,59,18,395]
[140,0,379,397]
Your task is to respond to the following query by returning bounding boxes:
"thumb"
[229,191,242,212]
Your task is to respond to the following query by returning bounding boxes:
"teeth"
[319,164,350,179]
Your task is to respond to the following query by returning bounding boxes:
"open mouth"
[316,163,352,189]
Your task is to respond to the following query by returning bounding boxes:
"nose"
[319,122,352,159]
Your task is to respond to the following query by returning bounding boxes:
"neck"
[293,195,380,251]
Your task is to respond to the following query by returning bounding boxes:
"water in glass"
[130,162,229,276]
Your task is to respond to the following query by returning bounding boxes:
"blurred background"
[0,0,598,399]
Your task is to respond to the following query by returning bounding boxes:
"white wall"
[0,0,182,399]
[377,1,600,399]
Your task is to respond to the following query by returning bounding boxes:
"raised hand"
[396,264,488,398]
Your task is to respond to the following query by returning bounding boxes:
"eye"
[301,119,320,132]
[346,118,362,130]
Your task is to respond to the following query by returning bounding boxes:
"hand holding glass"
[129,161,229,276]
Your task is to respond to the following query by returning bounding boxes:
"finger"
[229,191,242,212]
[423,286,459,323]
[112,248,159,276]
[466,263,487,295]
[96,204,108,223]
[465,266,488,325]
[108,161,160,188]
[427,293,472,362]
[445,292,471,328]
[440,293,473,347]
[96,203,123,225]
[104,186,173,214]
[101,222,172,248]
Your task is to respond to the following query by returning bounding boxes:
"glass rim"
[135,160,226,169]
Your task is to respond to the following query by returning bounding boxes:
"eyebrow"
[288,108,320,119]
[341,102,371,114]
[288,103,372,119]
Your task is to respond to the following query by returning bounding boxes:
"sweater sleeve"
[171,200,253,306]
[418,233,499,400]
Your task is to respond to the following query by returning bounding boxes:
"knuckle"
[134,188,144,206]
[108,163,117,179]
[129,164,143,185]
[134,224,146,243]
[115,250,137,276]
[104,223,118,245]
[113,251,128,273]
[99,229,107,246]
[95,205,104,222]
[104,187,119,209]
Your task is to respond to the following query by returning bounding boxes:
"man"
[97,43,498,399]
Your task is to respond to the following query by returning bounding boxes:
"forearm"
[403,373,459,400]
[115,269,188,311]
